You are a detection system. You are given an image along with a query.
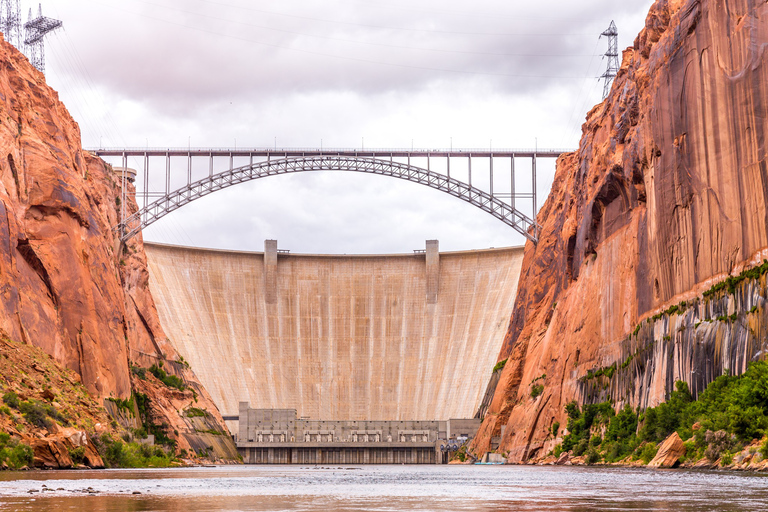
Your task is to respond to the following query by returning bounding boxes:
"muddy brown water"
[0,465,766,511]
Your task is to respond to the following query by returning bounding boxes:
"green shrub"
[0,434,33,469]
[3,442,33,469]
[134,392,149,423]
[3,392,19,409]
[553,444,563,458]
[19,401,50,428]
[702,260,768,298]
[680,440,696,462]
[530,384,544,398]
[69,446,86,465]
[131,365,147,380]
[761,437,768,459]
[585,447,601,465]
[493,359,508,373]
[638,381,692,443]
[94,434,176,468]
[573,438,589,456]
[186,407,209,418]
[149,365,186,391]
[551,421,560,437]
[638,442,658,464]
[148,423,177,449]
[106,396,134,413]
[556,361,768,465]
[605,405,637,442]
[18,399,67,429]
[561,401,613,453]
[720,450,733,466]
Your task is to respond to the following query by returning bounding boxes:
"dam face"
[145,242,524,422]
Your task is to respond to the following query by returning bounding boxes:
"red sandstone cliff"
[0,35,235,460]
[473,0,768,461]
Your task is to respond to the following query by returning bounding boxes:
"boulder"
[30,429,104,469]
[648,432,685,468]
[59,428,105,469]
[31,437,72,469]
[555,452,569,465]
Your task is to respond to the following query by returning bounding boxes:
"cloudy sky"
[35,0,653,254]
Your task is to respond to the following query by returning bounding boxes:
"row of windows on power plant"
[236,405,481,446]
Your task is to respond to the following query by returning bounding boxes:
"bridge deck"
[91,147,570,158]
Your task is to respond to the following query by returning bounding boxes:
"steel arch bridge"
[121,154,542,242]
[93,147,570,244]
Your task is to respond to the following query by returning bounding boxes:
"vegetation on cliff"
[554,361,768,466]
[0,333,190,469]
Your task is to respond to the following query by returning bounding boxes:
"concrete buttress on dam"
[145,242,524,422]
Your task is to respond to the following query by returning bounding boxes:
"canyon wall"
[0,35,235,459]
[144,243,524,422]
[473,0,768,461]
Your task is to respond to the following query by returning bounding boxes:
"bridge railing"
[90,146,575,155]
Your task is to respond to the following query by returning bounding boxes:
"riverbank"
[529,437,768,472]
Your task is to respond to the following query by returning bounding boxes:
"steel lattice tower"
[23,3,61,74]
[0,0,23,50]
[600,20,619,99]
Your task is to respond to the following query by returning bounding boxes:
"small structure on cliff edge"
[23,3,61,74]
[0,0,61,74]
[600,20,619,99]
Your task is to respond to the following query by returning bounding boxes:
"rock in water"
[648,432,685,468]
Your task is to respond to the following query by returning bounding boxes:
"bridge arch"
[120,155,539,243]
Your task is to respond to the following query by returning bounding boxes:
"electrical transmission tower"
[0,0,23,50]
[600,20,619,99]
[24,3,61,74]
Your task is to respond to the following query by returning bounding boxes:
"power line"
[560,37,603,147]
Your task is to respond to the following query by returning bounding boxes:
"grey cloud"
[43,0,654,253]
[55,0,653,110]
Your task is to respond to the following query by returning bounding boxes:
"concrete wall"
[145,243,524,421]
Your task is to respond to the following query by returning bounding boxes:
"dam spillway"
[144,242,524,422]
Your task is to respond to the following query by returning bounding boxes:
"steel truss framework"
[93,148,570,244]
[118,155,544,243]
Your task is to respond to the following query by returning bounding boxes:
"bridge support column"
[264,240,278,304]
[426,240,439,304]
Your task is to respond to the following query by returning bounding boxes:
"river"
[0,465,766,511]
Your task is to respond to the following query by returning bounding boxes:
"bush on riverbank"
[0,432,33,469]
[93,433,178,468]
[554,360,768,465]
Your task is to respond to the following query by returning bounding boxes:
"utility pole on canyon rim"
[600,20,619,99]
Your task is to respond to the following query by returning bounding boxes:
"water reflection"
[0,465,766,512]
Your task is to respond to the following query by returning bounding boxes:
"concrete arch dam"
[144,241,524,422]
